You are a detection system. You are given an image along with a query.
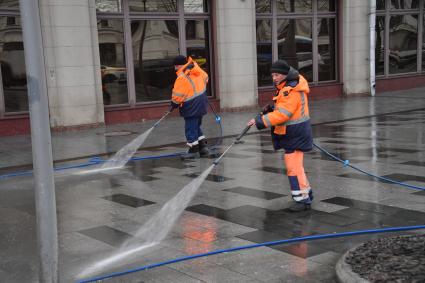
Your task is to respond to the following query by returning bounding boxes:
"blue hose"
[313,142,425,191]
[0,112,223,180]
[77,225,425,283]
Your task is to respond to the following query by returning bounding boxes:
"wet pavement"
[0,88,425,282]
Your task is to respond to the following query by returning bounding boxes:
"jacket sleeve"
[261,92,299,127]
[172,77,189,104]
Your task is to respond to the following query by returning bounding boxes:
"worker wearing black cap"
[248,59,314,212]
[171,55,211,158]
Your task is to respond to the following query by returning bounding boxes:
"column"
[39,0,104,128]
[342,0,371,96]
[215,0,258,109]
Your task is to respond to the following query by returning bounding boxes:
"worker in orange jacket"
[171,55,210,158]
[248,60,313,212]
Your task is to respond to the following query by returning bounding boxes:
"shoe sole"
[288,204,311,212]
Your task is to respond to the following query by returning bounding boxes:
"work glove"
[261,104,274,114]
[169,101,179,112]
[254,114,266,130]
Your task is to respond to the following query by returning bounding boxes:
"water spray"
[100,109,173,169]
[213,124,253,165]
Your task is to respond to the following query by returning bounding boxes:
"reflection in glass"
[317,0,336,12]
[97,19,128,105]
[389,15,418,74]
[0,16,28,112]
[96,0,122,13]
[317,18,336,81]
[256,0,271,13]
[375,16,385,75]
[0,0,19,9]
[277,0,312,13]
[377,0,385,10]
[131,20,179,102]
[256,19,272,86]
[129,0,177,12]
[184,0,207,13]
[391,0,419,9]
[186,20,211,96]
[277,19,313,81]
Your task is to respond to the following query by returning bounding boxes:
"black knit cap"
[173,55,187,66]
[270,60,290,75]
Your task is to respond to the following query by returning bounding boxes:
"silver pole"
[369,0,376,96]
[18,0,58,282]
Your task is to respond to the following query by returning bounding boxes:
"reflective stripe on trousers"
[284,150,311,202]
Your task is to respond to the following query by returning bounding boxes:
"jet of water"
[78,164,215,279]
[123,164,215,248]
[101,127,154,169]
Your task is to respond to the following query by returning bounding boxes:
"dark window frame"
[255,0,338,88]
[0,9,27,117]
[97,0,213,108]
[376,0,424,77]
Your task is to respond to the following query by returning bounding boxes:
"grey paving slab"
[1,88,425,282]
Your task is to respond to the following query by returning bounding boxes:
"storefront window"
[376,1,423,76]
[278,19,313,81]
[96,0,122,13]
[375,16,385,76]
[318,0,336,12]
[391,0,419,9]
[0,16,28,113]
[96,0,212,106]
[377,0,386,10]
[389,15,418,74]
[318,18,336,81]
[98,19,128,105]
[0,0,19,9]
[129,0,177,13]
[256,0,337,85]
[184,0,207,13]
[256,19,272,86]
[277,0,312,13]
[132,20,179,102]
[256,0,271,13]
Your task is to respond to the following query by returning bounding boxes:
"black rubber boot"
[309,190,314,201]
[181,144,200,159]
[198,139,211,158]
[288,202,311,212]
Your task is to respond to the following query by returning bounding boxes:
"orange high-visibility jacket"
[172,57,209,118]
[255,68,313,152]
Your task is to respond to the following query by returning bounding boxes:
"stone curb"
[336,246,370,283]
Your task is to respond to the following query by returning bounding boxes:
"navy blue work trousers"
[184,116,204,144]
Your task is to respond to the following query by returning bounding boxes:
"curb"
[336,247,370,283]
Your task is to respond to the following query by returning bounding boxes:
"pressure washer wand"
[213,124,253,165]
[152,108,173,128]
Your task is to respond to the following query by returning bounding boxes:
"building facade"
[0,0,424,135]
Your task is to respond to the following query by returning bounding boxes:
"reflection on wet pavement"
[0,99,425,282]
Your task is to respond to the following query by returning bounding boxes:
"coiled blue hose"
[77,225,425,283]
[313,142,425,191]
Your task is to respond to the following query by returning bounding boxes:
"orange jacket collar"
[276,81,286,90]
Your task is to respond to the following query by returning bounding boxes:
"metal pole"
[369,0,376,96]
[18,0,58,282]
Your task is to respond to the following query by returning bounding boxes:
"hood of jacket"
[275,67,309,94]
